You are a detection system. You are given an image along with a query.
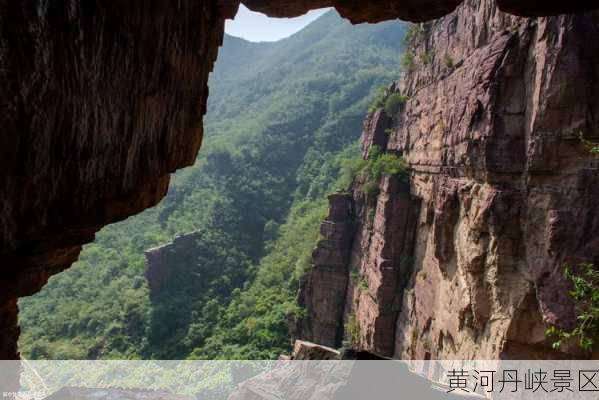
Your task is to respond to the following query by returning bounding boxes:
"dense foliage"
[19,11,406,360]
[547,263,599,352]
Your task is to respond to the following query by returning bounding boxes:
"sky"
[225,5,330,42]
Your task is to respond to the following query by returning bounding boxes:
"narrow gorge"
[1,0,598,362]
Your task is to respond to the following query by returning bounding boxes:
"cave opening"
[13,3,408,361]
[2,0,598,368]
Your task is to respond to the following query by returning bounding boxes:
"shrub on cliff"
[384,93,408,117]
[355,146,408,197]
[343,313,360,348]
[546,263,599,352]
[419,51,432,66]
[444,54,455,68]
[401,52,416,72]
[368,86,387,114]
[403,23,425,46]
[363,146,408,182]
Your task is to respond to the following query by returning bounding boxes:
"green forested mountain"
[19,11,406,360]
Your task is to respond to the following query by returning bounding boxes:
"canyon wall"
[299,0,599,359]
[1,0,597,360]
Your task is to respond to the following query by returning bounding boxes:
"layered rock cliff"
[1,0,597,361]
[298,0,599,359]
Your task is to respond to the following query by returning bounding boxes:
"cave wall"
[299,0,599,359]
[0,0,226,359]
[1,0,598,360]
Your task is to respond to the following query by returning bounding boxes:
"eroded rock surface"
[0,0,225,358]
[145,231,202,299]
[299,0,599,359]
[240,0,599,22]
[298,194,355,348]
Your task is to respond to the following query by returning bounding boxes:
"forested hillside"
[19,11,406,360]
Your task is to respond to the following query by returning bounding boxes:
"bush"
[368,86,387,114]
[401,52,416,72]
[344,313,360,348]
[358,277,369,293]
[355,146,408,196]
[403,23,425,46]
[419,52,432,66]
[444,54,454,68]
[546,263,599,352]
[352,146,408,199]
[384,93,408,117]
[367,152,409,182]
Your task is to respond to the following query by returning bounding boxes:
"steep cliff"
[299,0,599,359]
[1,0,597,360]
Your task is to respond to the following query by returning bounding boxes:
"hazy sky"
[225,5,330,42]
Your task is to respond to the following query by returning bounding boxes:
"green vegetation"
[19,11,407,360]
[357,277,369,293]
[368,88,408,118]
[419,51,432,66]
[401,52,416,72]
[580,131,599,154]
[359,146,408,185]
[384,93,408,117]
[368,86,388,114]
[343,313,360,348]
[403,23,425,46]
[444,54,455,68]
[546,263,599,352]
[350,146,408,198]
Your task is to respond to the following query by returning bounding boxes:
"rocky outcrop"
[145,231,202,299]
[1,0,597,360]
[240,0,599,22]
[298,194,355,348]
[291,340,341,360]
[299,0,599,359]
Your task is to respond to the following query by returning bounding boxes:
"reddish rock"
[299,0,599,360]
[297,193,355,348]
[360,109,392,158]
[144,231,202,299]
[241,0,464,22]
[240,1,598,23]
[392,0,599,359]
[291,340,340,360]
[496,0,599,17]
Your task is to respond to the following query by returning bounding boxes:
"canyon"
[1,0,598,362]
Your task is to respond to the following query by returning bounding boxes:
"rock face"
[145,231,202,299]
[1,0,597,360]
[0,0,225,359]
[241,0,599,22]
[299,0,599,359]
[298,194,355,347]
